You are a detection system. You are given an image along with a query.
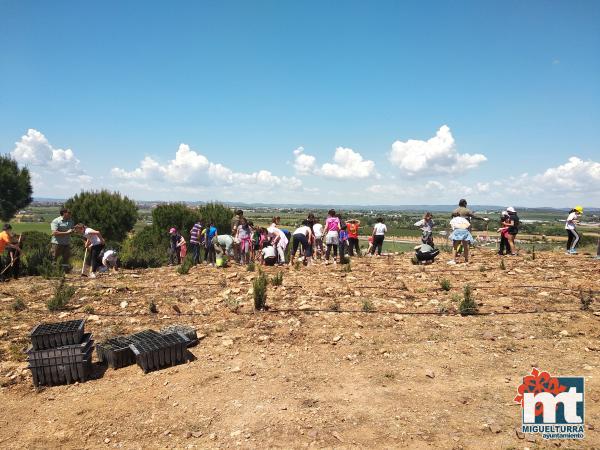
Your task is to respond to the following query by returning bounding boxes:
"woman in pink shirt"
[324,209,341,264]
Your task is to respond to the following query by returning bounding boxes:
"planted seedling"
[47,278,75,311]
[362,299,375,312]
[440,278,451,291]
[459,284,477,316]
[271,272,283,286]
[11,298,26,312]
[247,261,256,272]
[253,270,268,310]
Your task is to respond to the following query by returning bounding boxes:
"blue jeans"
[190,243,201,264]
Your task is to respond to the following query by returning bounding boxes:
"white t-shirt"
[84,228,102,246]
[313,223,323,239]
[565,212,578,230]
[102,250,117,265]
[262,246,276,259]
[373,223,387,235]
[268,226,288,247]
[450,217,470,230]
[293,225,310,236]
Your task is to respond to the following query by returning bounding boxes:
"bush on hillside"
[65,190,138,242]
[120,226,168,268]
[151,203,198,239]
[197,202,234,235]
[0,155,32,221]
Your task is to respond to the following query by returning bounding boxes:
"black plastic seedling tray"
[27,333,94,386]
[30,319,85,350]
[159,324,198,347]
[129,332,190,373]
[96,335,135,369]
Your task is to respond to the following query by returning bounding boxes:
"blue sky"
[1,0,599,206]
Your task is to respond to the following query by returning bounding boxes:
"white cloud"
[11,129,85,175]
[389,125,486,175]
[293,146,376,179]
[533,157,600,192]
[112,143,302,190]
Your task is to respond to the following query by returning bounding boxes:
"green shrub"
[342,262,352,273]
[39,260,65,279]
[65,190,138,242]
[152,203,198,239]
[11,298,26,312]
[440,278,451,291]
[247,261,256,272]
[253,270,268,310]
[271,272,283,286]
[0,155,32,221]
[362,299,374,312]
[459,284,477,316]
[196,202,234,235]
[47,278,75,311]
[83,305,95,314]
[177,256,194,275]
[148,300,158,313]
[120,226,168,268]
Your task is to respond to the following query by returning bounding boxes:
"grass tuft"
[253,270,268,310]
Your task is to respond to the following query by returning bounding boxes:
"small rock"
[120,301,128,309]
[104,438,111,444]
[231,366,241,373]
[488,424,501,433]
[222,339,234,347]
[227,273,238,279]
[332,335,343,343]
[559,330,569,337]
[353,332,362,339]
[482,331,495,341]
[209,433,217,440]
[87,315,100,321]
[163,430,171,436]
[515,428,525,439]
[393,314,403,321]
[192,431,203,438]
[425,370,435,379]
[230,430,242,437]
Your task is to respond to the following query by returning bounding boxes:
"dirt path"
[1,249,599,448]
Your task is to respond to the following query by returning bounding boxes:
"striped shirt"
[190,223,202,245]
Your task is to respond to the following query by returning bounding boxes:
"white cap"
[507,207,516,213]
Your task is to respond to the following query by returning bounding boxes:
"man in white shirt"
[370,218,387,256]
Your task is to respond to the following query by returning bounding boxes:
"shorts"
[325,230,339,246]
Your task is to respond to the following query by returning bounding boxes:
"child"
[267,224,288,265]
[565,206,583,254]
[290,220,313,266]
[236,218,252,264]
[324,209,341,264]
[504,207,519,256]
[346,219,361,256]
[414,212,434,247]
[447,214,473,265]
[261,240,277,266]
[101,249,118,273]
[414,243,440,264]
[312,218,324,260]
[75,223,106,278]
[205,223,218,266]
[497,210,510,256]
[366,235,374,255]
[339,223,348,261]
[370,218,387,256]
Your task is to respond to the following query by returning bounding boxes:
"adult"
[414,212,434,247]
[168,227,185,266]
[452,199,489,231]
[370,218,387,256]
[346,219,361,257]
[565,206,583,255]
[189,220,203,265]
[216,234,235,258]
[497,210,510,256]
[267,223,288,265]
[0,224,21,281]
[290,220,313,266]
[204,222,218,265]
[447,214,474,265]
[50,208,74,270]
[231,209,244,262]
[75,223,105,278]
[503,207,519,256]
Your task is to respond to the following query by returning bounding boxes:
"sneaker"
[570,250,578,254]
[565,251,572,255]
[89,272,96,279]
[447,260,456,265]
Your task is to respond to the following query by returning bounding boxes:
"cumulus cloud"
[389,125,486,175]
[533,157,600,192]
[11,129,86,176]
[292,146,376,179]
[112,143,302,190]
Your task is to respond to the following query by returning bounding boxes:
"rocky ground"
[0,247,599,449]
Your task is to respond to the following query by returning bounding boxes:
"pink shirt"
[325,217,340,232]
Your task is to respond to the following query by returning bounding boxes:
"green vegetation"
[440,278,451,291]
[253,270,268,310]
[11,298,26,312]
[362,299,375,312]
[151,203,198,239]
[196,202,234,235]
[177,256,194,275]
[47,278,75,311]
[120,226,168,268]
[247,261,256,272]
[271,271,283,286]
[500,259,506,270]
[65,190,138,241]
[459,284,477,316]
[0,155,32,221]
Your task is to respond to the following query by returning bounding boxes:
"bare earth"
[0,248,599,449]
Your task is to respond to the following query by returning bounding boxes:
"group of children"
[166,209,392,268]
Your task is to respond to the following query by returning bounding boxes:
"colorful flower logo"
[514,368,567,416]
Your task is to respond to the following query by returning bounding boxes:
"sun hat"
[507,207,516,213]
[169,227,177,234]
[574,205,583,213]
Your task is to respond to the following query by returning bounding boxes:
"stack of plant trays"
[128,330,191,373]
[27,319,94,387]
[96,335,136,369]
[159,324,198,347]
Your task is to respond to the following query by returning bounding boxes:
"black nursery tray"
[30,319,85,350]
[159,324,198,347]
[130,332,190,373]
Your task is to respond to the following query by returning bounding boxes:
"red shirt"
[347,223,359,239]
